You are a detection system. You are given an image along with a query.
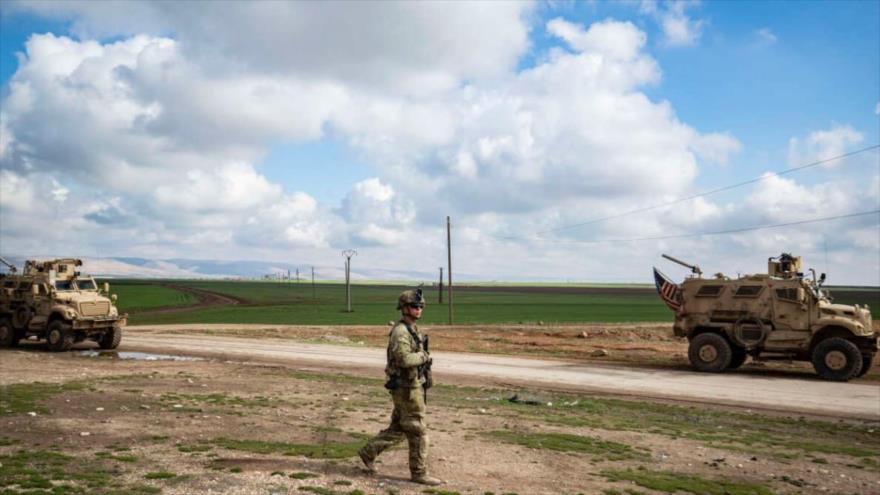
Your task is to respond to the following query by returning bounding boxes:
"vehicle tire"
[688,333,733,373]
[45,320,74,352]
[98,325,122,350]
[729,345,748,369]
[811,337,863,382]
[856,353,874,378]
[0,317,15,347]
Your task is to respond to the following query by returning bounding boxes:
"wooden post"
[438,267,444,303]
[447,216,453,325]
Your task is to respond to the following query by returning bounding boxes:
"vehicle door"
[30,283,53,328]
[765,281,811,347]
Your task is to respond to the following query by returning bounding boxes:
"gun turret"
[0,257,17,273]
[662,254,702,276]
[768,253,802,279]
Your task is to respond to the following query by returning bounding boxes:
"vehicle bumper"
[71,316,126,330]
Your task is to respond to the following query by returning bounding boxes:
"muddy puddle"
[76,350,204,361]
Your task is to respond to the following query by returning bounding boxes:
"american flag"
[653,267,682,312]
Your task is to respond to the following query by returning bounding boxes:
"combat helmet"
[397,288,426,310]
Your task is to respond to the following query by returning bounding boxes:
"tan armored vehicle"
[654,253,877,381]
[0,258,126,351]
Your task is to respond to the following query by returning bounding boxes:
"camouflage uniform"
[359,289,439,485]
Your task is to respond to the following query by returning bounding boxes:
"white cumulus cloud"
[640,0,705,47]
[787,124,864,168]
[1,4,875,284]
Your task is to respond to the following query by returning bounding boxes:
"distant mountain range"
[0,255,450,282]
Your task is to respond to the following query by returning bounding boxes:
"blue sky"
[5,1,875,200]
[3,1,877,194]
[0,1,878,282]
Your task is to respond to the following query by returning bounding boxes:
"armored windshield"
[54,280,73,290]
[75,279,97,291]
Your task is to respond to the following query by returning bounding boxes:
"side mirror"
[819,273,826,285]
[103,282,110,293]
[111,294,118,302]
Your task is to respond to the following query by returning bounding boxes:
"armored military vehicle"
[654,253,877,381]
[0,258,126,351]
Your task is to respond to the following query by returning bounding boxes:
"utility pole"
[438,267,444,303]
[342,249,357,312]
[311,266,316,300]
[296,268,300,283]
[447,216,453,325]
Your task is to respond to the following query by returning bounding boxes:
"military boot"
[411,474,443,486]
[357,448,376,474]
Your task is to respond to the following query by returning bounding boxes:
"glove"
[422,353,432,366]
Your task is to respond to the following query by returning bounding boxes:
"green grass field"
[106,279,880,326]
[110,280,671,325]
[111,282,197,313]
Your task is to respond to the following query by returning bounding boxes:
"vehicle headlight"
[65,308,77,319]
[109,307,118,317]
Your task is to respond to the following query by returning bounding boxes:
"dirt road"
[122,332,880,419]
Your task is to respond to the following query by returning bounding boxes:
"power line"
[508,209,880,245]
[532,144,879,235]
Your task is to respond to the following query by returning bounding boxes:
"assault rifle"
[419,334,433,404]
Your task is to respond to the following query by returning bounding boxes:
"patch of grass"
[128,485,163,494]
[144,472,177,480]
[177,443,212,453]
[213,434,368,459]
[298,487,365,495]
[0,449,140,494]
[601,468,773,495]
[160,392,280,408]
[95,451,139,463]
[488,392,880,459]
[0,436,18,446]
[0,381,86,416]
[290,472,320,479]
[485,431,649,461]
[423,490,461,495]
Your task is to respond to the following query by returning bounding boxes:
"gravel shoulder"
[120,328,880,420]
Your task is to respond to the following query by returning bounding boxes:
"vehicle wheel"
[729,345,748,369]
[688,333,733,373]
[45,321,74,352]
[856,353,874,378]
[811,338,863,381]
[0,318,16,347]
[98,325,122,350]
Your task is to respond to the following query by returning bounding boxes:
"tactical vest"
[384,320,424,389]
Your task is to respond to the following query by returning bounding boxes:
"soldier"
[358,288,441,486]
